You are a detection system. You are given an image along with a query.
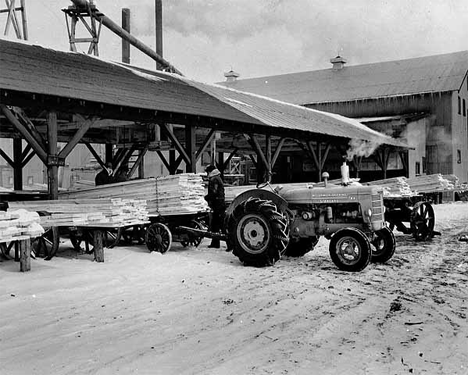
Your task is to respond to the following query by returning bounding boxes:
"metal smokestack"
[121,8,130,64]
[155,0,163,71]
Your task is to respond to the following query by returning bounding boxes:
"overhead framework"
[63,0,182,75]
[0,0,28,40]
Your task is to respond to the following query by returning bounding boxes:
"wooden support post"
[398,151,409,177]
[185,125,196,173]
[19,238,31,272]
[93,229,104,262]
[266,135,272,182]
[13,138,22,190]
[47,111,59,200]
[105,144,113,164]
[169,149,176,174]
[217,151,224,172]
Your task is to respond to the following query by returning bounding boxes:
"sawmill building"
[220,51,468,183]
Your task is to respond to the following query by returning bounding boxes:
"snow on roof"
[220,51,468,105]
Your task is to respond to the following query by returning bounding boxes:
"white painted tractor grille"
[371,193,385,222]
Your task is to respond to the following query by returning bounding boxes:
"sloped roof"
[219,51,468,105]
[0,38,407,148]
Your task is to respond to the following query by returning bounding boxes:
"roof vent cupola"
[224,69,240,82]
[330,56,347,70]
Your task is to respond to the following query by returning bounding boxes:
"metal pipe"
[121,8,130,64]
[155,0,163,70]
[69,0,182,75]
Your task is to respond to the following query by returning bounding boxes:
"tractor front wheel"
[329,228,371,272]
[227,197,289,267]
[371,227,396,263]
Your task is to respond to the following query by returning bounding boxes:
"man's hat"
[205,164,216,173]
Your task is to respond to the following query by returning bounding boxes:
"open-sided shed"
[0,37,408,198]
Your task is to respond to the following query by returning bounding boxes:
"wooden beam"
[59,117,95,159]
[128,146,148,178]
[221,148,239,171]
[0,105,47,163]
[84,141,105,168]
[307,141,320,169]
[271,138,286,167]
[21,143,32,161]
[247,134,269,169]
[156,150,171,171]
[160,123,190,165]
[12,108,47,150]
[22,149,35,167]
[195,128,215,161]
[0,147,14,167]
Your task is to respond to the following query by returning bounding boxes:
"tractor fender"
[226,188,289,218]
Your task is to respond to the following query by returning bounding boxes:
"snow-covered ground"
[1,202,468,375]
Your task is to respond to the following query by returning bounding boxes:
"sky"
[4,0,468,83]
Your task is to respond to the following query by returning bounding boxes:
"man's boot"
[208,239,220,248]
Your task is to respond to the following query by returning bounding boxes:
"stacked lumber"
[406,174,454,193]
[59,174,209,216]
[154,174,209,215]
[7,199,148,228]
[442,174,459,188]
[367,177,414,197]
[0,209,44,242]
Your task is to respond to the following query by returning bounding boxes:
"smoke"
[346,138,381,161]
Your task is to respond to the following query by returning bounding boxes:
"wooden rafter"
[0,104,47,163]
[195,128,215,161]
[59,116,95,159]
[160,122,190,165]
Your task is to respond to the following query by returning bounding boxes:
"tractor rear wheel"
[371,227,396,263]
[227,197,289,267]
[284,236,319,257]
[329,228,371,272]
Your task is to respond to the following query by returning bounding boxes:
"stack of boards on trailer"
[58,173,209,217]
[7,199,148,228]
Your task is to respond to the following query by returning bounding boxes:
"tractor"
[178,172,395,272]
[224,179,394,272]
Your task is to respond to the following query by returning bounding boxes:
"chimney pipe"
[121,8,130,64]
[155,0,163,71]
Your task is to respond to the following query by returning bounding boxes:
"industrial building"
[220,52,468,183]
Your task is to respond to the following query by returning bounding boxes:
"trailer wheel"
[371,227,396,263]
[32,226,59,258]
[180,220,206,247]
[69,228,95,254]
[284,236,319,257]
[146,223,172,253]
[228,197,289,267]
[329,228,371,272]
[410,201,435,241]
